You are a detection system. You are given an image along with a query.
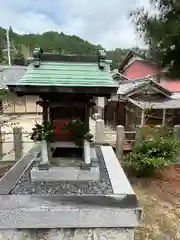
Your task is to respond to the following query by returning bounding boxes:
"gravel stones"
[11,149,113,196]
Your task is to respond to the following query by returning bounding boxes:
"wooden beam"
[140,109,145,127]
[162,109,166,126]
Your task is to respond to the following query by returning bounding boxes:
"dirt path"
[133,164,180,240]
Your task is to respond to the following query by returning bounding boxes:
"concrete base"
[0,228,135,240]
[31,166,100,182]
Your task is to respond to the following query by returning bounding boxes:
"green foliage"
[31,121,54,142]
[130,0,180,78]
[62,119,93,147]
[124,127,180,177]
[0,26,130,68]
[107,48,130,69]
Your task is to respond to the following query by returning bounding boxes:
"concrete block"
[31,166,100,182]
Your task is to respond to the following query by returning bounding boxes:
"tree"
[131,0,180,78]
[0,26,134,67]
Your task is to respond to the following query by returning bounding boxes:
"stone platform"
[31,166,100,181]
[32,140,100,182]
[0,144,141,239]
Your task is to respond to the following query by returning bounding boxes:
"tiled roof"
[128,97,180,109]
[0,65,26,89]
[117,77,151,95]
[160,80,180,92]
[14,62,117,88]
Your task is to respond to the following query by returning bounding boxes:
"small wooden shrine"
[7,48,118,181]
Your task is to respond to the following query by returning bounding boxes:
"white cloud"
[0,0,150,49]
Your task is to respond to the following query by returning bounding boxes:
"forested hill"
[0,27,130,68]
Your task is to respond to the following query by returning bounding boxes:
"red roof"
[121,59,180,92]
[122,60,159,79]
[160,81,180,92]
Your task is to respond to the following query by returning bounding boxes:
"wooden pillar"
[0,100,3,115]
[25,96,27,113]
[140,109,145,127]
[0,124,3,159]
[85,103,89,128]
[104,97,108,125]
[162,109,166,126]
[13,127,23,161]
[174,125,180,140]
[42,100,48,123]
[116,101,120,126]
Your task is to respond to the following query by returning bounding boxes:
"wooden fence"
[94,119,180,160]
[0,127,33,162]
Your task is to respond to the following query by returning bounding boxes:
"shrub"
[31,121,54,142]
[124,126,180,177]
[62,118,93,147]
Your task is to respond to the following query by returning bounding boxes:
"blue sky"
[0,0,150,49]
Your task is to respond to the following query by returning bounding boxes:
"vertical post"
[95,119,105,143]
[25,96,27,113]
[42,100,48,123]
[140,109,145,127]
[135,127,143,146]
[13,127,23,161]
[104,97,108,125]
[84,103,89,130]
[116,125,125,160]
[0,100,3,115]
[125,106,129,129]
[13,102,15,113]
[0,125,3,159]
[174,125,180,140]
[116,101,120,127]
[162,109,166,126]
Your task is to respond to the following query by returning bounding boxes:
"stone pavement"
[0,228,135,240]
[0,195,140,229]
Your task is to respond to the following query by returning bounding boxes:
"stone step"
[0,195,141,229]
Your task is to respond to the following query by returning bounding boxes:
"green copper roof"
[16,62,117,87]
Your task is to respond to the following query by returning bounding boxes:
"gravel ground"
[11,148,113,195]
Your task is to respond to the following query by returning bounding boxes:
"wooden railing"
[93,119,180,159]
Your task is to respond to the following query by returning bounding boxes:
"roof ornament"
[32,48,43,68]
[97,49,106,70]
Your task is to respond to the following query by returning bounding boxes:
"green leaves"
[131,0,180,77]
[31,121,54,142]
[124,126,180,177]
[62,118,93,147]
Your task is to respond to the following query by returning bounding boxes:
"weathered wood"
[140,109,145,127]
[0,125,3,159]
[174,125,180,140]
[13,127,23,161]
[135,127,143,146]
